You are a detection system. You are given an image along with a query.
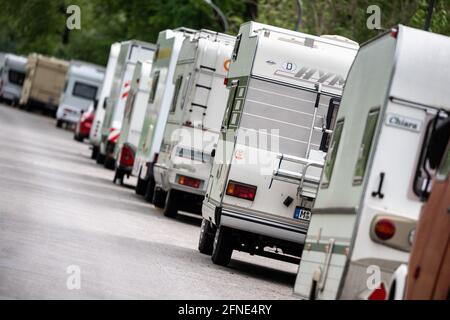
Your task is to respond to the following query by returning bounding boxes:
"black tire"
[211,226,233,266]
[152,187,166,209]
[96,152,106,165]
[74,133,83,142]
[104,156,115,170]
[56,119,63,128]
[198,219,215,255]
[91,146,99,160]
[135,175,146,196]
[144,178,155,203]
[113,168,125,185]
[163,189,179,218]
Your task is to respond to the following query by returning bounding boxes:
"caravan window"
[320,98,340,152]
[8,70,25,86]
[353,108,380,185]
[321,119,344,188]
[176,147,210,163]
[149,71,160,103]
[72,82,98,101]
[232,34,242,61]
[170,76,183,113]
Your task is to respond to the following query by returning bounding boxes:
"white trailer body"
[133,29,196,197]
[112,59,153,182]
[90,42,121,153]
[56,61,105,125]
[99,40,156,165]
[151,30,235,217]
[0,54,27,104]
[294,25,450,300]
[200,21,358,266]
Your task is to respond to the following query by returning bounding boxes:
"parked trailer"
[90,42,121,160]
[20,53,69,114]
[56,61,105,127]
[113,59,153,184]
[98,40,156,169]
[151,30,236,218]
[294,25,450,300]
[133,28,196,198]
[0,54,27,105]
[200,22,358,266]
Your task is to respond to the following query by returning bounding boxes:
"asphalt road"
[0,104,299,300]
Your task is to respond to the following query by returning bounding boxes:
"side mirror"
[103,98,108,110]
[93,99,99,110]
[211,149,216,158]
[426,118,450,169]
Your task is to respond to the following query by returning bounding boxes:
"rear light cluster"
[120,144,135,167]
[226,180,257,201]
[177,175,201,189]
[374,219,396,241]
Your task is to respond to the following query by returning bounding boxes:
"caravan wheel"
[56,120,63,128]
[163,189,179,218]
[91,146,99,160]
[135,176,146,195]
[198,219,215,255]
[152,187,166,209]
[96,152,106,165]
[144,178,155,202]
[113,168,125,185]
[211,226,233,266]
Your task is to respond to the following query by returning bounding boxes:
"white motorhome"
[56,61,105,127]
[0,54,27,105]
[113,59,153,184]
[90,42,121,160]
[133,28,197,198]
[200,22,358,266]
[98,40,156,169]
[151,30,235,218]
[294,25,450,300]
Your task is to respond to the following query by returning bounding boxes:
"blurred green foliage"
[0,0,448,65]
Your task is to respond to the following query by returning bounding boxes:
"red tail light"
[226,180,257,201]
[224,78,228,86]
[120,144,135,167]
[367,282,387,300]
[390,28,398,39]
[178,175,201,189]
[374,219,396,241]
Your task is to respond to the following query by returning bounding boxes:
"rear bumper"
[57,107,80,123]
[205,201,308,244]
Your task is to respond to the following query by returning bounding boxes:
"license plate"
[294,206,311,221]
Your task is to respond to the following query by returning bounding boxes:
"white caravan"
[113,59,153,184]
[98,40,156,169]
[90,42,121,160]
[151,30,236,218]
[200,22,358,266]
[56,61,105,127]
[0,54,27,105]
[133,28,197,198]
[294,25,450,300]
